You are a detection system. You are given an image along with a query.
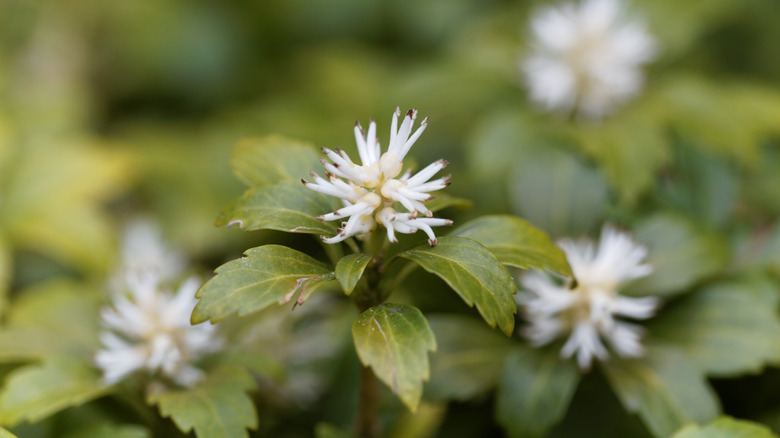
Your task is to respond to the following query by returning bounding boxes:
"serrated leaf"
[671,416,776,438]
[495,346,580,438]
[216,181,338,235]
[0,280,101,362]
[352,304,436,412]
[0,357,108,427]
[508,146,609,237]
[148,366,257,438]
[425,315,514,401]
[624,214,729,297]
[647,277,780,377]
[335,253,372,295]
[451,215,572,277]
[62,423,150,438]
[231,136,322,188]
[192,245,334,324]
[398,236,517,335]
[601,346,720,438]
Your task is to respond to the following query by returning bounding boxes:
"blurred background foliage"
[1,0,780,436]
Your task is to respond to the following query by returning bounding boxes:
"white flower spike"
[519,225,660,370]
[303,107,452,246]
[95,273,222,387]
[522,0,657,118]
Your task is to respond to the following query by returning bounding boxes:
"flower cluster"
[95,223,221,387]
[303,107,452,246]
[519,225,660,369]
[522,0,656,118]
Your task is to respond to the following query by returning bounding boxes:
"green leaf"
[0,357,108,427]
[647,277,780,377]
[148,366,257,438]
[61,423,150,438]
[425,193,473,213]
[215,181,338,235]
[352,304,437,412]
[624,214,729,297]
[735,220,780,273]
[335,253,372,295]
[508,146,609,237]
[657,142,738,228]
[0,280,101,362]
[655,77,780,166]
[0,428,17,438]
[451,215,572,277]
[0,142,126,273]
[315,424,358,438]
[601,346,720,438]
[398,236,517,335]
[425,314,514,401]
[671,416,776,438]
[231,136,322,188]
[192,245,334,324]
[572,107,669,204]
[495,346,580,438]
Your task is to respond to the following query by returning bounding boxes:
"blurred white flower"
[115,219,185,284]
[521,0,656,118]
[303,107,452,246]
[519,225,659,370]
[95,274,222,387]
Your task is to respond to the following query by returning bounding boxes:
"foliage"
[1,0,780,436]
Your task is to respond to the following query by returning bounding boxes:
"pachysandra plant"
[192,107,572,437]
[521,0,657,118]
[519,225,659,369]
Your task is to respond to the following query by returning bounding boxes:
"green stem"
[352,230,393,435]
[320,239,345,266]
[356,365,381,438]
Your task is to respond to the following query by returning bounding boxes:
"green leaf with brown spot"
[398,236,517,335]
[192,245,334,324]
[352,304,436,412]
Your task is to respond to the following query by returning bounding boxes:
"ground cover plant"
[1,0,780,437]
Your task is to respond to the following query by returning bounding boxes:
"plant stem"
[353,230,388,437]
[356,365,381,438]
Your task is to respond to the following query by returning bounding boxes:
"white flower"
[303,107,452,246]
[114,219,185,286]
[95,274,222,387]
[521,0,657,118]
[519,225,659,370]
